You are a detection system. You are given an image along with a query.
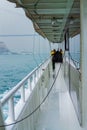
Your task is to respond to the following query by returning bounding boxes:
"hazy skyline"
[0,0,58,53]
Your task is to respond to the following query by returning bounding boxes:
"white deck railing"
[0,57,52,130]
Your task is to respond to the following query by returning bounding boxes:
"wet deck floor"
[35,63,83,130]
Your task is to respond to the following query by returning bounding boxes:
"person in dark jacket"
[51,49,56,70]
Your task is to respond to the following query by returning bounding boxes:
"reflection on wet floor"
[35,64,84,130]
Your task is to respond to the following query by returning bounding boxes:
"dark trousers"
[52,59,55,70]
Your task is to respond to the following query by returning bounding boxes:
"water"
[0,53,49,99]
[70,52,80,63]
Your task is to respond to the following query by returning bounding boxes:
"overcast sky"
[0,0,57,53]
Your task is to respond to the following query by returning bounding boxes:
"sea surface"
[70,52,80,62]
[0,53,49,99]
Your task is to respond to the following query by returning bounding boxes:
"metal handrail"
[1,67,37,106]
[1,57,50,105]
[0,56,50,122]
[69,53,80,70]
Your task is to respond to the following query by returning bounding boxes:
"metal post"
[80,0,87,126]
[8,97,15,122]
[21,85,25,102]
[28,79,32,91]
[0,102,5,130]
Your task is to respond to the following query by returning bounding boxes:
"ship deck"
[35,63,83,130]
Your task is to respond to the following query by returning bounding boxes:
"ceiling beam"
[29,8,79,15]
[20,2,79,10]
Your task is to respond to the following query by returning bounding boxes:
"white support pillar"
[64,51,69,77]
[28,79,32,91]
[80,0,87,127]
[8,97,15,122]
[0,103,5,130]
[21,85,25,103]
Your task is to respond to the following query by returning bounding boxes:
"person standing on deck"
[51,49,56,70]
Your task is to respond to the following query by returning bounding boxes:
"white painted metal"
[8,97,15,122]
[0,55,85,130]
[64,52,69,77]
[35,63,84,130]
[0,103,5,130]
[28,79,32,91]
[20,85,25,103]
[0,57,51,130]
[80,0,87,127]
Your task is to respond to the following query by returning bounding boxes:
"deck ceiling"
[8,0,80,43]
